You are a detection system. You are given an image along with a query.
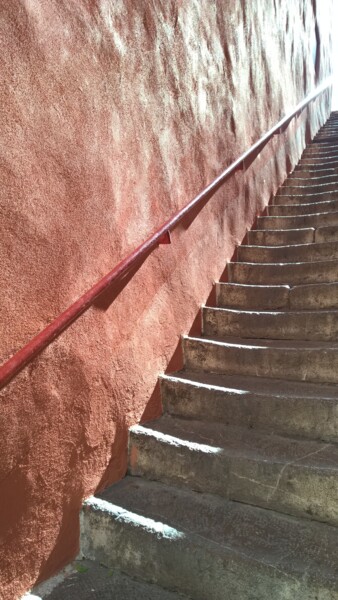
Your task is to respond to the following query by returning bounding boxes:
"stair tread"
[206,305,338,316]
[45,560,190,600]
[96,477,338,586]
[162,370,338,400]
[278,190,338,199]
[133,415,338,466]
[187,333,338,350]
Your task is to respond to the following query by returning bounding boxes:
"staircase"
[49,113,338,599]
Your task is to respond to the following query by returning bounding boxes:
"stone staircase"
[48,113,338,599]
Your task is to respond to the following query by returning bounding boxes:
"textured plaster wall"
[0,0,332,597]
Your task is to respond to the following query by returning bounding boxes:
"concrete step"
[82,478,338,600]
[303,149,338,158]
[315,134,338,140]
[37,560,188,600]
[183,334,338,383]
[161,371,338,440]
[203,306,338,341]
[257,210,338,230]
[316,225,338,242]
[248,227,315,245]
[217,281,338,310]
[128,416,338,524]
[299,157,338,167]
[293,166,338,177]
[248,226,338,245]
[229,259,338,285]
[286,173,338,185]
[269,198,338,215]
[238,241,338,263]
[277,183,338,197]
[216,282,290,309]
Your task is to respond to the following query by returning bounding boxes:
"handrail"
[0,76,333,390]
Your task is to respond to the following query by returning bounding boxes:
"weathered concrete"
[128,416,338,524]
[257,210,338,230]
[248,227,315,245]
[269,198,338,215]
[161,372,338,440]
[38,560,190,600]
[216,282,291,310]
[229,259,338,285]
[81,478,338,600]
[238,241,338,262]
[289,281,338,309]
[293,166,338,177]
[316,225,338,242]
[183,335,338,383]
[299,157,338,167]
[286,173,338,185]
[217,281,338,310]
[203,306,338,341]
[277,183,338,196]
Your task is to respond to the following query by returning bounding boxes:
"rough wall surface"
[0,0,332,597]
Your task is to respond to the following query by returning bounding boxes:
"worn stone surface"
[229,259,338,285]
[277,182,338,196]
[183,335,338,383]
[217,281,338,310]
[248,227,315,245]
[258,210,338,229]
[238,241,338,262]
[269,198,338,215]
[0,0,333,596]
[316,225,338,242]
[81,478,338,600]
[128,416,338,524]
[216,282,291,309]
[203,306,338,341]
[161,372,338,440]
[34,560,190,600]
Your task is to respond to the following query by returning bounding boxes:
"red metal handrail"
[0,76,333,390]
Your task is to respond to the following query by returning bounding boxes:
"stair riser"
[315,226,338,243]
[295,167,338,176]
[248,228,314,245]
[161,377,338,441]
[303,151,338,159]
[183,337,338,384]
[129,430,338,526]
[217,282,338,310]
[299,159,338,168]
[268,199,338,216]
[238,242,338,263]
[203,307,338,342]
[286,175,338,185]
[216,283,290,310]
[257,211,338,230]
[278,185,338,198]
[229,261,338,285]
[80,503,325,600]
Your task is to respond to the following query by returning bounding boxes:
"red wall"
[0,1,332,597]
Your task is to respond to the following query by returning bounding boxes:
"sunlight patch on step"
[162,374,248,396]
[84,496,186,541]
[130,425,222,453]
